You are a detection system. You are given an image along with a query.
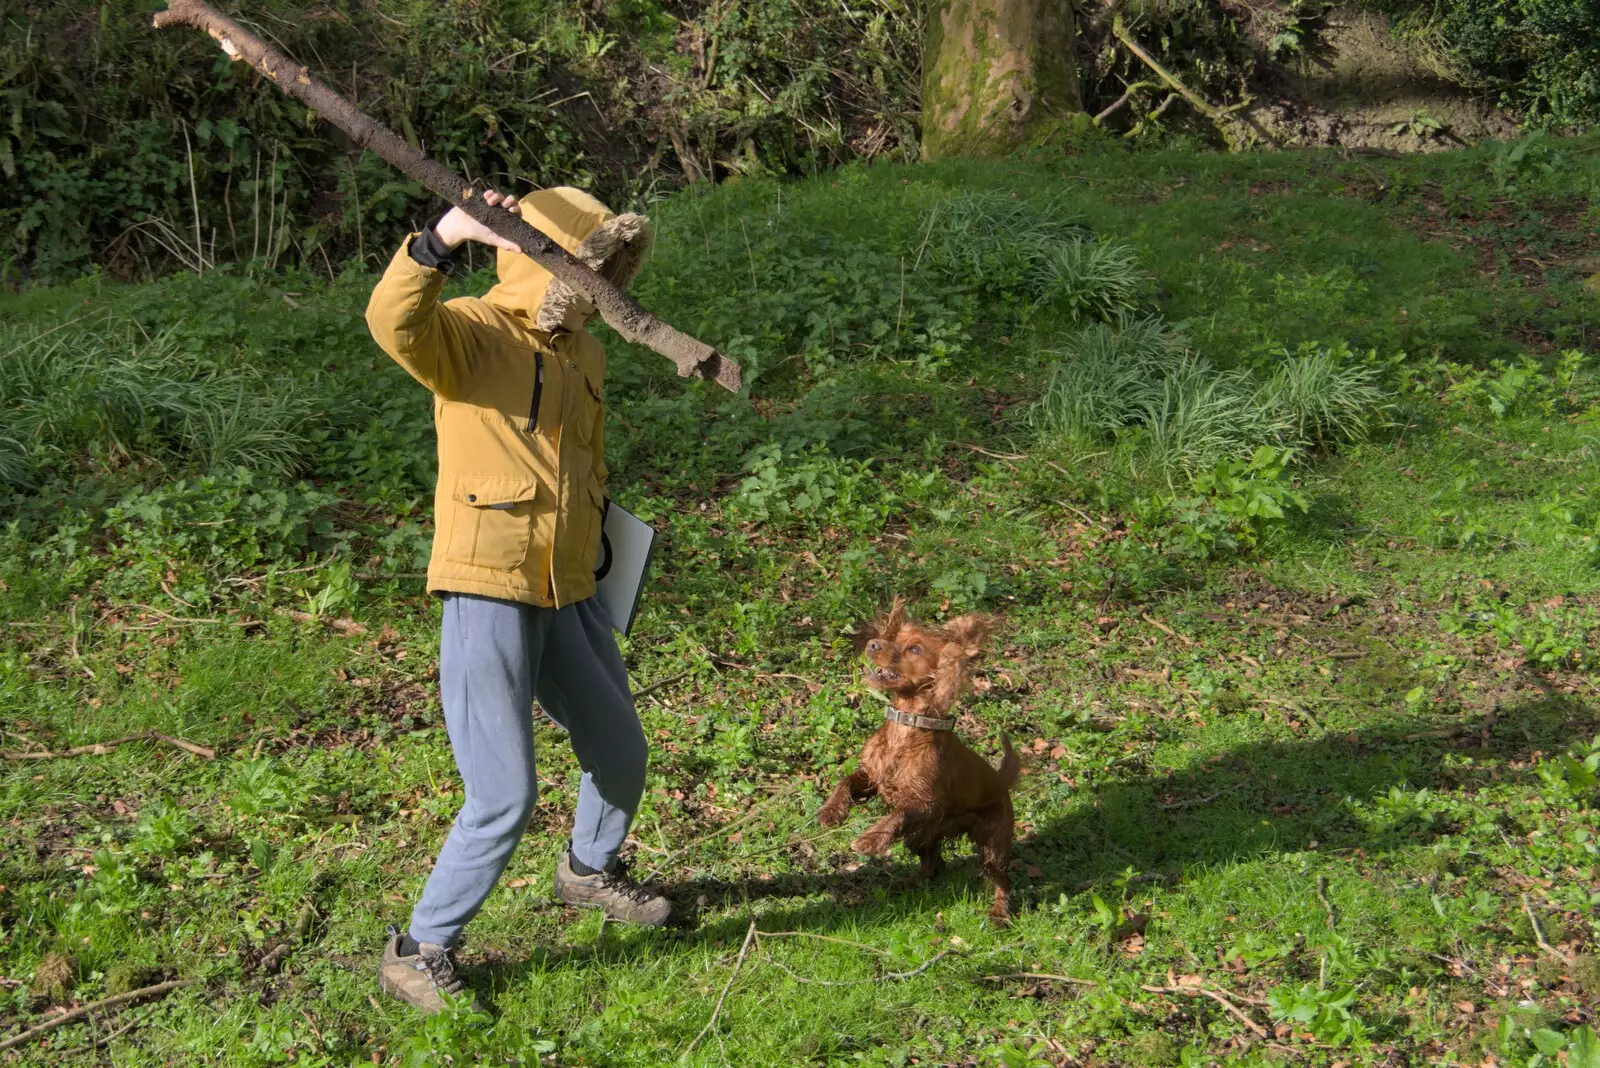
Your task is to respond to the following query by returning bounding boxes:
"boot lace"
[597,860,657,905]
[418,948,466,996]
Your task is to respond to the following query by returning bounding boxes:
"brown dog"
[818,600,1020,925]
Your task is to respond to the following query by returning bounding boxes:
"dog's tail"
[997,732,1021,790]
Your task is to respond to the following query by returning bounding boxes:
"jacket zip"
[524,352,545,433]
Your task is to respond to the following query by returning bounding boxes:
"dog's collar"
[885,707,955,731]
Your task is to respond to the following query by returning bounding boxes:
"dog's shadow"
[466,690,1594,1002]
[655,691,1596,947]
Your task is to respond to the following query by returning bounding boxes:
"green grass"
[3,134,1600,1066]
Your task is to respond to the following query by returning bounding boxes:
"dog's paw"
[817,804,846,828]
[851,831,894,856]
[986,907,1012,928]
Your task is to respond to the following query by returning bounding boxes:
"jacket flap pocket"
[579,360,605,400]
[584,480,606,509]
[454,476,538,509]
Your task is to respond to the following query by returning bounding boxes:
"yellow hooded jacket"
[365,187,651,608]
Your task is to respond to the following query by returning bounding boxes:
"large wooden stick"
[151,0,742,392]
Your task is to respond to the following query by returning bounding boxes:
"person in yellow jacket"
[365,187,670,1015]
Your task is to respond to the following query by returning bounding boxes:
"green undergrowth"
[3,0,921,283]
[3,136,1600,1065]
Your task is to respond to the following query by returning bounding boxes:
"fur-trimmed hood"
[482,186,652,332]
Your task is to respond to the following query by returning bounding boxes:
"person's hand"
[432,190,522,253]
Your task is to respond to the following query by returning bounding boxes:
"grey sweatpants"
[407,593,647,948]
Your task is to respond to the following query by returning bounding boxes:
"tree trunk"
[920,0,1081,160]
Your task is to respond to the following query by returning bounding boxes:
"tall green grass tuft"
[1259,344,1394,448]
[1032,322,1398,481]
[0,315,314,488]
[1029,314,1187,441]
[925,191,1089,287]
[1031,238,1151,322]
[1130,357,1291,479]
[925,192,1148,321]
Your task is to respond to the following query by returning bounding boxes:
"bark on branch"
[1110,18,1279,150]
[152,0,742,392]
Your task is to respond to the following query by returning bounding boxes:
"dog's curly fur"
[818,599,1019,925]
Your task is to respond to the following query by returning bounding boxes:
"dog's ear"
[882,597,906,640]
[927,645,973,714]
[940,614,993,659]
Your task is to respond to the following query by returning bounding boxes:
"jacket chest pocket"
[445,476,539,571]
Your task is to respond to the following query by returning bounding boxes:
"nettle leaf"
[1568,1026,1600,1068]
[1533,1029,1568,1056]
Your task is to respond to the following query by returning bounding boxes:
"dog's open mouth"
[864,666,902,687]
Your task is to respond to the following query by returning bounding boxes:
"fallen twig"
[55,1011,146,1057]
[1315,875,1338,930]
[1159,782,1245,810]
[0,978,195,1053]
[1109,17,1277,149]
[757,943,957,986]
[2,731,215,761]
[956,444,1095,524]
[981,972,1099,986]
[683,921,757,1058]
[631,671,691,702]
[1072,870,1171,894]
[751,930,891,955]
[276,608,366,637]
[1141,613,1194,647]
[1261,696,1324,735]
[1521,893,1571,964]
[960,442,1027,462]
[1140,982,1269,1039]
[3,730,46,753]
[1093,81,1160,125]
[259,900,318,975]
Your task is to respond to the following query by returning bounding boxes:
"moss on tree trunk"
[921,0,1080,159]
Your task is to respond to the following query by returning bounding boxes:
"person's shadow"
[674,688,1593,935]
[470,688,1595,1001]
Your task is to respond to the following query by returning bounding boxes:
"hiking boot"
[377,926,479,1015]
[552,854,672,926]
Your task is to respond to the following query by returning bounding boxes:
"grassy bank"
[3,135,1600,1066]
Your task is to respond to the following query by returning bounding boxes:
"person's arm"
[365,192,523,397]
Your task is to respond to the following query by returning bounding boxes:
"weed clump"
[31,951,73,1003]
[1030,314,1188,441]
[105,960,166,997]
[1032,238,1150,322]
[1131,357,1291,479]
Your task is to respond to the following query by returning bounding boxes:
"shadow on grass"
[623,692,1597,950]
